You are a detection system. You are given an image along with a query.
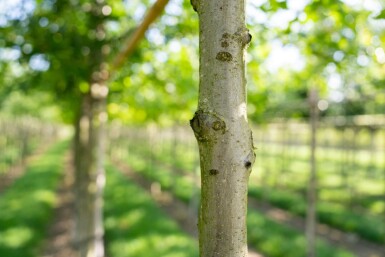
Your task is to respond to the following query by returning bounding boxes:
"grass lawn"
[104,164,198,257]
[0,140,68,257]
[112,145,357,257]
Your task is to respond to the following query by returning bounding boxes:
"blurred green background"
[0,0,384,256]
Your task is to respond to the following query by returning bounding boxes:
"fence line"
[106,114,385,244]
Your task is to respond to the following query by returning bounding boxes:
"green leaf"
[374,9,385,19]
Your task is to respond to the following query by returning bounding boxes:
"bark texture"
[190,1,254,256]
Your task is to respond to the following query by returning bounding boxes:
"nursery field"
[107,121,385,257]
[2,0,385,256]
[1,119,385,257]
[0,116,58,176]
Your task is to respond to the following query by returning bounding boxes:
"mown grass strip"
[0,140,68,257]
[248,187,385,243]
[114,148,357,257]
[122,142,385,243]
[247,212,354,257]
[104,165,198,257]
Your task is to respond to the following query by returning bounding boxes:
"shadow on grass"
[0,141,68,257]
[104,165,198,257]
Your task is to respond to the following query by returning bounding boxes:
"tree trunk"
[73,84,107,257]
[190,1,254,256]
[72,3,109,255]
[306,88,318,257]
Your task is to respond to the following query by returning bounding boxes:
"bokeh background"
[0,0,384,256]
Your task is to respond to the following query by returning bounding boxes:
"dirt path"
[42,154,76,257]
[114,160,264,257]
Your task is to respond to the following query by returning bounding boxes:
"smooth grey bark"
[190,1,255,256]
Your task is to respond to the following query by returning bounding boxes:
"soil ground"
[42,154,76,257]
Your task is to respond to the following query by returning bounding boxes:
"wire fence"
[106,113,385,246]
[0,116,60,176]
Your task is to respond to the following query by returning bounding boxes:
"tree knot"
[190,110,226,142]
[244,150,256,173]
[235,27,252,46]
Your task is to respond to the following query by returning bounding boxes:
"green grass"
[121,149,197,203]
[247,212,354,257]
[0,146,20,173]
[0,136,39,175]
[112,144,357,257]
[248,187,385,243]
[0,140,68,257]
[104,165,198,257]
[114,139,385,243]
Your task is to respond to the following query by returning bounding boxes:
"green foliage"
[0,0,130,122]
[374,10,385,20]
[0,141,68,257]
[109,41,199,125]
[1,0,384,122]
[1,91,60,120]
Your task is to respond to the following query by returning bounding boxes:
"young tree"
[1,1,168,256]
[190,0,255,256]
[306,88,319,257]
[73,0,170,255]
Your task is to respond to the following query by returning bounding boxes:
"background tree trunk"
[190,1,254,256]
[73,85,107,257]
[72,3,109,255]
[70,1,170,254]
[306,88,318,257]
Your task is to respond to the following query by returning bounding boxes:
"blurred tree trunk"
[73,4,108,255]
[190,1,255,256]
[71,0,169,255]
[73,84,107,257]
[306,88,318,257]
